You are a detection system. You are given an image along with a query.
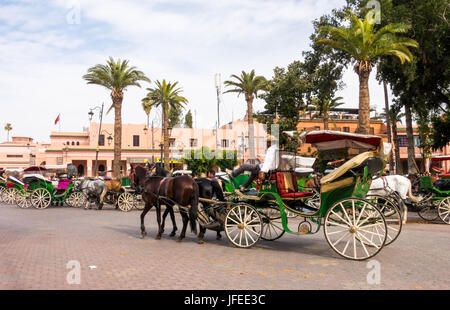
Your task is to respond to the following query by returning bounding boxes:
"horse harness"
[143,176,191,213]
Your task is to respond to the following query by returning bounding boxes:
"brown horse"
[134,166,199,242]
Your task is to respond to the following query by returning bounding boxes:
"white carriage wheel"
[67,191,86,208]
[438,197,450,224]
[31,188,51,209]
[366,195,402,246]
[4,188,17,205]
[118,192,134,212]
[225,203,262,248]
[15,191,31,209]
[134,195,144,210]
[324,198,387,261]
[260,205,285,241]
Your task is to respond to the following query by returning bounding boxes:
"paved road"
[0,203,448,290]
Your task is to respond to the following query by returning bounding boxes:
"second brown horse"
[133,166,199,242]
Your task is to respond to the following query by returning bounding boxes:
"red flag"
[54,114,60,125]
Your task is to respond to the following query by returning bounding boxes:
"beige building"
[0,118,267,176]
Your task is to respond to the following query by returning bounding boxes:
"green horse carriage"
[415,155,450,224]
[198,131,400,260]
[11,166,84,209]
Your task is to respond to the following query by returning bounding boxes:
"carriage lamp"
[88,110,94,121]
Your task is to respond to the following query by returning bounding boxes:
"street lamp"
[88,103,104,177]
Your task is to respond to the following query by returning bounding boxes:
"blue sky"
[0,0,389,142]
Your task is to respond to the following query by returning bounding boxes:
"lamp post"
[89,103,104,177]
[215,73,221,150]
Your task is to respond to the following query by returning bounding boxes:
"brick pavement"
[0,203,449,290]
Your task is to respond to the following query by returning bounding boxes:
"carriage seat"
[276,172,314,199]
[22,174,52,185]
[434,179,450,191]
[56,179,71,190]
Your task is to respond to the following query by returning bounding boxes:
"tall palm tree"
[381,105,405,174]
[224,70,267,163]
[316,9,418,134]
[311,96,344,130]
[4,123,12,142]
[142,80,188,170]
[83,57,150,177]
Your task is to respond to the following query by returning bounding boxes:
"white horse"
[73,178,108,209]
[367,175,423,224]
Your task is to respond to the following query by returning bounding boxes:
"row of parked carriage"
[0,166,143,212]
[1,130,449,261]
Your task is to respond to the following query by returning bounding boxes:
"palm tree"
[4,123,12,142]
[142,80,188,170]
[316,9,418,134]
[224,70,267,163]
[83,57,150,177]
[311,96,344,130]
[381,105,405,174]
[142,100,152,128]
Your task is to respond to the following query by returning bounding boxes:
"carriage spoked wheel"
[15,191,31,209]
[225,203,262,248]
[0,187,5,203]
[117,192,134,212]
[260,204,285,241]
[31,188,51,209]
[417,198,439,221]
[66,191,86,208]
[366,195,402,246]
[324,198,387,261]
[4,188,17,205]
[437,197,450,224]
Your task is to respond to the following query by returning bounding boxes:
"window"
[6,154,23,158]
[398,135,408,147]
[133,135,140,147]
[370,127,375,134]
[169,138,176,147]
[71,141,75,145]
[343,127,350,132]
[258,136,265,149]
[99,135,105,146]
[221,139,229,148]
[315,126,321,130]
[76,141,80,146]
[190,139,198,147]
[56,157,63,165]
[413,135,421,147]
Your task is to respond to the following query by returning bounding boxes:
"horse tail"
[99,183,108,204]
[189,182,199,234]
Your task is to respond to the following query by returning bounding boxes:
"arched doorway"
[77,164,84,176]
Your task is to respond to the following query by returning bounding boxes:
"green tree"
[83,57,150,177]
[256,62,314,151]
[142,80,188,170]
[216,150,239,172]
[168,104,183,128]
[316,9,418,134]
[184,109,193,128]
[224,70,267,163]
[182,147,216,176]
[311,96,344,130]
[4,123,12,142]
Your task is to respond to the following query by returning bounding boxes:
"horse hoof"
[177,238,183,242]
[216,236,222,240]
[198,239,204,244]
[170,232,176,237]
[156,235,161,240]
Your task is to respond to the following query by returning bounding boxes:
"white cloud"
[0,0,387,142]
